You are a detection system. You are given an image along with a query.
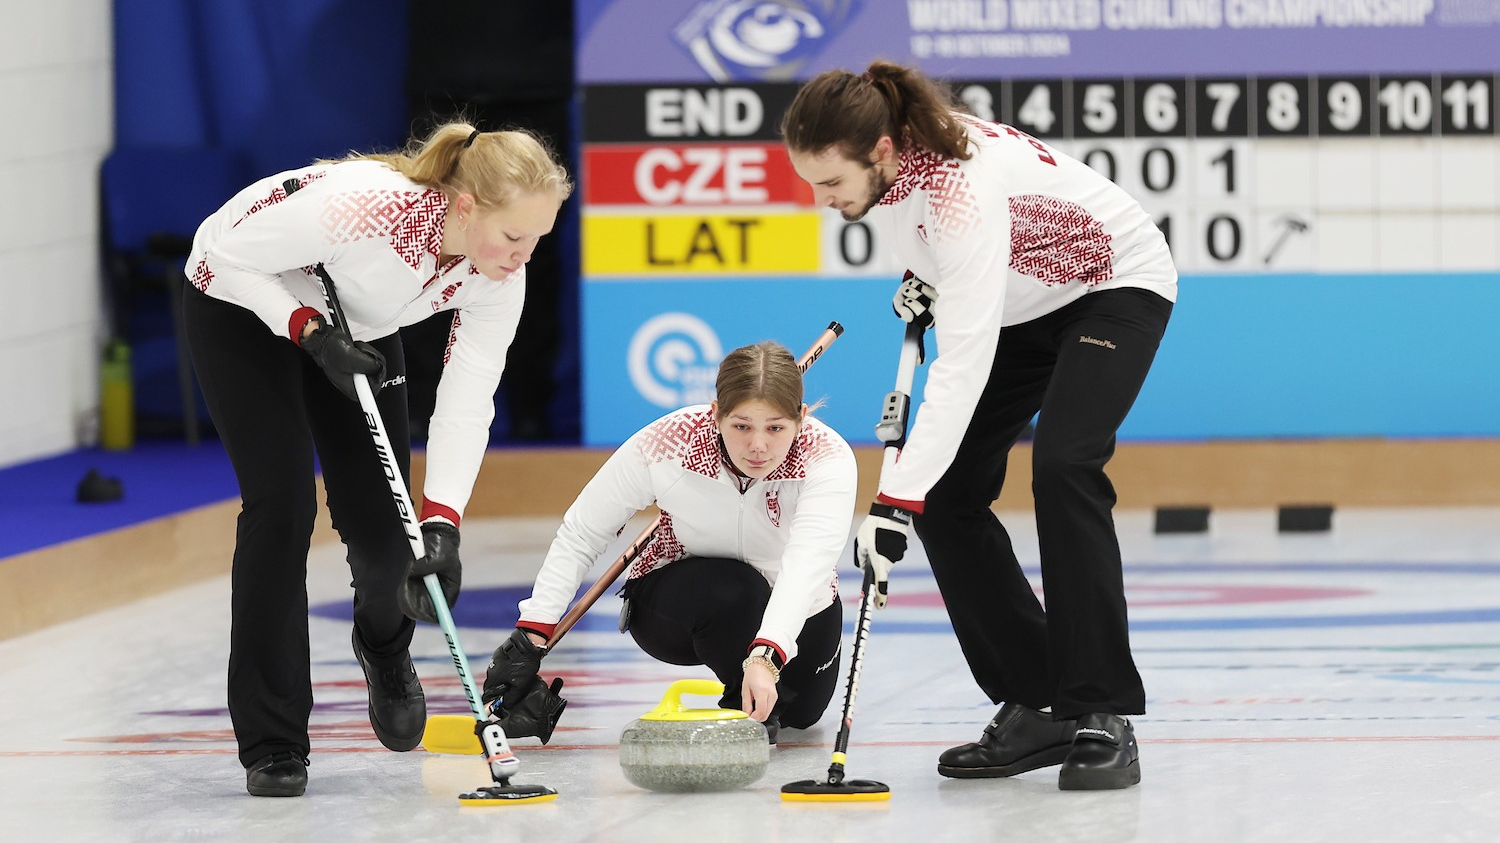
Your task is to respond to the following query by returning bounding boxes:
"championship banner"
[578,0,1499,81]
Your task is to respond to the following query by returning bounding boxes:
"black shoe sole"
[247,779,306,797]
[246,766,307,797]
[1057,759,1142,790]
[937,744,1073,779]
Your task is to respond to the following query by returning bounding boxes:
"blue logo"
[628,313,725,408]
[673,0,860,82]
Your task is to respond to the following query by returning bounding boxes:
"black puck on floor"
[76,468,124,503]
[1154,506,1210,534]
[1277,505,1333,532]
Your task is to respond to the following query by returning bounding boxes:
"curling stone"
[619,678,769,793]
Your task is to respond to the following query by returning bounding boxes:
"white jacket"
[518,406,858,664]
[870,115,1178,509]
[186,160,524,522]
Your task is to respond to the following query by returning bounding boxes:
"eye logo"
[628,313,725,408]
[674,0,859,82]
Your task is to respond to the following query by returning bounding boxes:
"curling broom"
[781,315,928,802]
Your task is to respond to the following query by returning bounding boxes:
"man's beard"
[840,165,894,222]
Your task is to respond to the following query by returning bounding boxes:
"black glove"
[854,502,912,610]
[483,628,548,707]
[300,317,386,402]
[397,521,462,624]
[495,675,568,745]
[892,271,938,327]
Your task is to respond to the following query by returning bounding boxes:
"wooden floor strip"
[5,439,1497,640]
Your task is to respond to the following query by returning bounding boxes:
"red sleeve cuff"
[289,306,321,345]
[876,492,924,515]
[750,638,786,668]
[518,621,556,640]
[420,501,461,527]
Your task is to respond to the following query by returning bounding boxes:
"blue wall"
[582,271,1500,447]
[1130,272,1500,439]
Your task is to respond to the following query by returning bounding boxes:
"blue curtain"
[113,0,410,175]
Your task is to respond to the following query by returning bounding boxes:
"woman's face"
[714,399,804,480]
[456,190,560,279]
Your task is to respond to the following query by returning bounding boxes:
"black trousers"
[914,288,1172,719]
[626,557,843,729]
[182,285,418,767]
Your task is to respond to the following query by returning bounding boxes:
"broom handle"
[827,564,879,784]
[827,318,927,785]
[545,321,845,650]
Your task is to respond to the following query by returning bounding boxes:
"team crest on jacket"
[432,280,463,310]
[766,490,781,527]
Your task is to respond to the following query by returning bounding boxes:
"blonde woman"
[183,123,571,796]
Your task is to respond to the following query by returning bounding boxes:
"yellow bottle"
[100,338,134,450]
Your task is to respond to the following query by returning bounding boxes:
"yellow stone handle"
[649,679,726,717]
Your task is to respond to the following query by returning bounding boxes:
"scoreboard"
[573,0,1500,446]
[582,74,1497,274]
[950,74,1498,273]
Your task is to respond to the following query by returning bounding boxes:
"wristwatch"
[742,644,783,682]
[747,644,784,670]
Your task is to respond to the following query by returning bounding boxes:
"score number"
[957,75,1494,138]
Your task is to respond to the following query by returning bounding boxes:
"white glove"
[892,272,938,326]
[854,503,912,609]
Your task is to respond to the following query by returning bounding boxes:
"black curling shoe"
[246,751,308,797]
[938,702,1077,778]
[1058,713,1141,790]
[352,627,426,752]
[763,714,781,746]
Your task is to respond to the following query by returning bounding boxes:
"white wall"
[0,0,114,468]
